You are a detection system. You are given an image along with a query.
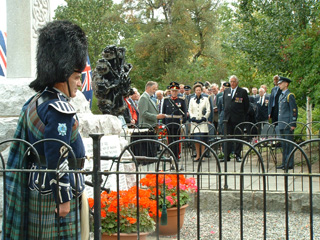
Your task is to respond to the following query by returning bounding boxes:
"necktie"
[231,89,234,98]
[158,100,162,113]
[260,97,263,106]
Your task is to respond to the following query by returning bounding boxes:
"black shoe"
[283,166,294,170]
[236,156,242,162]
[276,165,284,169]
[191,153,197,158]
[204,153,211,158]
[194,158,205,162]
[220,158,230,162]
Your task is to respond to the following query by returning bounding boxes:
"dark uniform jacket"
[278,90,298,130]
[27,87,85,204]
[162,96,187,125]
[223,87,250,124]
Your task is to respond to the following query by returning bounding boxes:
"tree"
[226,0,318,74]
[280,3,320,106]
[121,0,226,89]
[54,0,123,69]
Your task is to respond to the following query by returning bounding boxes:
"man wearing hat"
[162,82,187,160]
[3,20,89,239]
[276,76,298,170]
[183,85,192,108]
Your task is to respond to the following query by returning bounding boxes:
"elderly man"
[156,90,164,114]
[276,77,298,170]
[256,88,269,122]
[223,75,249,162]
[138,81,165,128]
[256,88,269,133]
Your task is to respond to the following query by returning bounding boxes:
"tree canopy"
[54,0,320,117]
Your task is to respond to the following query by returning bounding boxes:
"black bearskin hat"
[29,20,88,92]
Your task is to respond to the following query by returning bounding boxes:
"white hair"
[229,75,239,83]
[156,90,163,95]
[211,83,219,88]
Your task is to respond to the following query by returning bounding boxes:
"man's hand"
[56,201,70,217]
[157,114,165,119]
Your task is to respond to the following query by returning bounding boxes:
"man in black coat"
[268,75,281,125]
[256,88,269,122]
[223,75,250,162]
[256,87,270,133]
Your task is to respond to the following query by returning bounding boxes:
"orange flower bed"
[88,186,160,235]
[140,173,197,209]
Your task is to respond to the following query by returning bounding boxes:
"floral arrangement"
[140,173,197,209]
[157,126,168,139]
[88,186,160,235]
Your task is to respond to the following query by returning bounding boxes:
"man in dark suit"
[223,75,250,162]
[268,75,281,125]
[256,88,270,132]
[256,88,269,121]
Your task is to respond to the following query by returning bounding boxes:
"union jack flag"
[0,30,7,77]
[81,55,93,108]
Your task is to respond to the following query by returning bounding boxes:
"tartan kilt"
[28,189,81,240]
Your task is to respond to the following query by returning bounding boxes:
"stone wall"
[190,190,320,213]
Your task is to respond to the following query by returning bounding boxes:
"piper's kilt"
[28,190,81,239]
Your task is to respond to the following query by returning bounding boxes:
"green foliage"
[54,0,122,69]
[280,5,320,106]
[101,208,155,235]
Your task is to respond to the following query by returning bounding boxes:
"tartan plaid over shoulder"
[2,96,37,240]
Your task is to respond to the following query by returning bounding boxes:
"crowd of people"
[122,75,298,168]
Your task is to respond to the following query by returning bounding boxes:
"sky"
[0,0,67,32]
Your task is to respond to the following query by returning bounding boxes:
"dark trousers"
[167,125,180,159]
[271,107,278,124]
[280,128,294,168]
[226,120,243,159]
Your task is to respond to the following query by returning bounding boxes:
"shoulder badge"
[58,123,67,136]
[49,101,76,114]
[287,93,296,102]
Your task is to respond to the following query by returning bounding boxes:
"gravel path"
[149,208,320,239]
